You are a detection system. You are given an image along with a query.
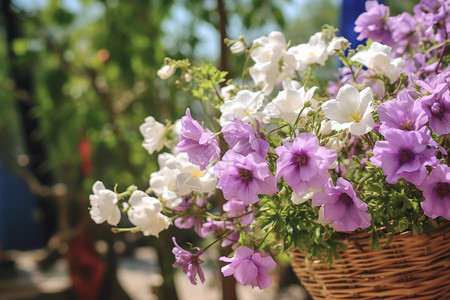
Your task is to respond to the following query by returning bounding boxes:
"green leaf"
[12,38,27,56]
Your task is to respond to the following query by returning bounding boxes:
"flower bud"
[157,65,175,80]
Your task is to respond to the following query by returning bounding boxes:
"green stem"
[198,98,218,132]
[424,40,449,53]
[111,227,139,233]
[265,123,289,137]
[290,104,310,138]
[256,222,275,251]
[241,50,251,86]
[203,230,234,252]
[302,65,314,87]
[363,133,375,149]
[356,171,374,191]
[340,55,358,82]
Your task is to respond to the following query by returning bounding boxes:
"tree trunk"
[217,0,230,75]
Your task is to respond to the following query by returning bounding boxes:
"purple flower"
[214,151,278,205]
[312,178,371,231]
[402,53,439,83]
[417,72,450,135]
[386,12,420,57]
[330,67,385,100]
[377,90,428,136]
[221,231,241,249]
[222,116,269,158]
[199,218,226,237]
[178,108,220,170]
[173,195,207,212]
[354,1,393,45]
[275,133,337,195]
[370,130,439,185]
[418,164,450,220]
[174,216,208,238]
[223,199,254,225]
[173,196,206,235]
[174,216,203,233]
[414,0,449,44]
[220,247,276,289]
[172,237,206,285]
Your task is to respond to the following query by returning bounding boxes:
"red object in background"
[67,233,106,300]
[97,49,110,64]
[78,138,92,177]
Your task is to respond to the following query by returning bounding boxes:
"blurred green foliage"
[0,0,299,196]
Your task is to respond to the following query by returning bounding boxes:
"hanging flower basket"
[88,0,450,294]
[290,223,450,300]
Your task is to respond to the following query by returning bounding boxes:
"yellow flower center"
[349,111,362,122]
[190,169,204,178]
[244,109,252,117]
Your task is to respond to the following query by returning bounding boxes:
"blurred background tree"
[0,0,418,299]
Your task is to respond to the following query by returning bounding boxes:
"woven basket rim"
[333,221,448,241]
[290,221,450,262]
[290,221,450,300]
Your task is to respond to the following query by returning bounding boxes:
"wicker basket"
[290,223,450,299]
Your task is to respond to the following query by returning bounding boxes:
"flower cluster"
[89,0,449,289]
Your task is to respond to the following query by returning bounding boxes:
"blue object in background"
[339,0,384,49]
[0,157,46,250]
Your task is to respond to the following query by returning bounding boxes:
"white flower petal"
[92,181,106,195]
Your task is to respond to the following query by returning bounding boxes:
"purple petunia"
[221,231,241,249]
[413,0,449,45]
[417,71,450,136]
[377,89,428,136]
[214,151,278,205]
[354,1,393,45]
[172,237,206,285]
[173,196,206,235]
[386,12,420,57]
[275,133,337,195]
[174,216,203,235]
[178,108,220,170]
[418,164,450,220]
[222,116,269,158]
[223,199,254,225]
[199,218,228,237]
[220,247,276,289]
[370,130,439,185]
[312,178,371,231]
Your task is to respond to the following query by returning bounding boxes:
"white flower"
[230,39,245,54]
[139,116,167,155]
[89,181,120,226]
[319,121,345,151]
[319,120,333,136]
[327,36,349,55]
[317,206,328,226]
[184,73,192,82]
[150,167,182,208]
[351,42,405,83]
[282,78,302,90]
[288,32,329,71]
[150,153,217,208]
[172,119,182,137]
[249,31,297,95]
[264,86,318,124]
[220,85,237,102]
[291,188,320,204]
[322,84,375,136]
[157,65,175,80]
[219,90,269,126]
[127,190,170,237]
